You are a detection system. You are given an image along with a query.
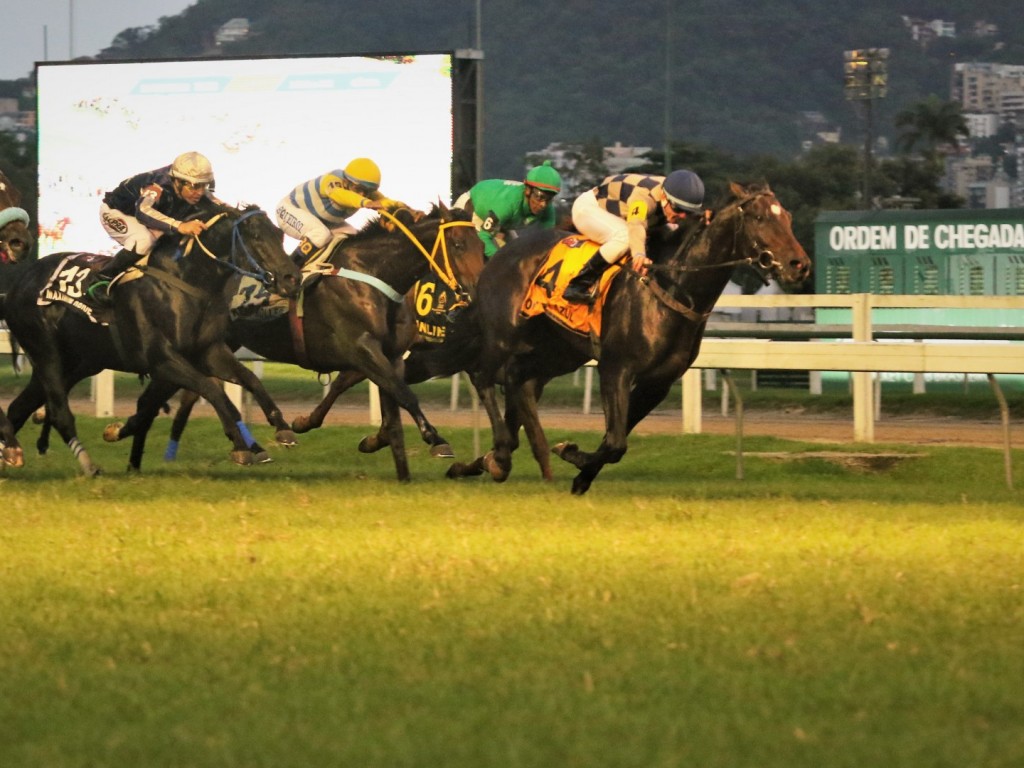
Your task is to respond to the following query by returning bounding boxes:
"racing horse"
[0,169,34,264]
[1,201,301,476]
[439,180,811,494]
[113,203,484,482]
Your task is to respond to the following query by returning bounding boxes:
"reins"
[181,209,277,284]
[639,191,782,321]
[376,208,474,291]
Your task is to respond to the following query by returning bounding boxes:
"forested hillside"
[82,0,1024,177]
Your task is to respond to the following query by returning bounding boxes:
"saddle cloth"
[36,252,144,324]
[520,236,620,338]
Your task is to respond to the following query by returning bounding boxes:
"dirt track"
[158,396,1016,450]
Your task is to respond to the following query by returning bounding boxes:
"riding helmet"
[663,169,705,213]
[343,158,382,192]
[170,151,215,185]
[525,160,562,194]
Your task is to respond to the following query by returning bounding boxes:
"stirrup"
[86,279,113,303]
[563,283,598,305]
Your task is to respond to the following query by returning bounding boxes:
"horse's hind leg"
[0,408,24,468]
[510,376,554,481]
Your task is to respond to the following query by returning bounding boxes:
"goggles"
[178,180,210,192]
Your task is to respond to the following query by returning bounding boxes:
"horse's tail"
[404,303,483,384]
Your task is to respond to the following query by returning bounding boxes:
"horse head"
[719,181,811,289]
[0,207,34,264]
[186,203,301,299]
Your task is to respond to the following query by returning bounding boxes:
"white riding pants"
[275,197,355,249]
[571,189,629,264]
[99,203,159,255]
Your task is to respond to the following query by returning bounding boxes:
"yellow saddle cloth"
[520,236,620,337]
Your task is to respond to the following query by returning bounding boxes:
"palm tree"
[894,96,969,162]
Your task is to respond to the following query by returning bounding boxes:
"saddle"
[520,236,620,338]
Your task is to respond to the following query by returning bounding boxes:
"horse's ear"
[438,198,450,222]
[728,181,747,198]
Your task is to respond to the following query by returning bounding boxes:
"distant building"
[901,16,956,47]
[603,142,652,174]
[215,18,250,47]
[963,112,1001,139]
[952,63,1024,118]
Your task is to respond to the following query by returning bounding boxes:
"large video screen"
[36,53,456,257]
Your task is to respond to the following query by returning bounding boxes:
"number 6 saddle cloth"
[520,235,621,338]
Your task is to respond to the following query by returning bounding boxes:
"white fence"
[4,293,1024,444]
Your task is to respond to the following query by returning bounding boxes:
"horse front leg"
[447,362,512,482]
[553,366,633,495]
[149,357,265,466]
[355,336,454,462]
[165,389,202,461]
[208,348,297,448]
[510,376,554,481]
[377,389,410,482]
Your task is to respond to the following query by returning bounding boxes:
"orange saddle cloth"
[520,236,620,337]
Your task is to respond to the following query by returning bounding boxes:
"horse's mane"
[349,204,468,242]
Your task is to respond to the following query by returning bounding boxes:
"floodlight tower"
[844,48,889,209]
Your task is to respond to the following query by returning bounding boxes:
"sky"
[0,0,197,80]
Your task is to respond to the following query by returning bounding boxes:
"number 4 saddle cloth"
[520,235,621,338]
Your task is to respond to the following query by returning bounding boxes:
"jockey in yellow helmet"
[275,157,406,265]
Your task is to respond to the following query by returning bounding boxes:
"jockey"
[275,157,405,266]
[454,160,562,259]
[91,151,220,299]
[562,169,705,305]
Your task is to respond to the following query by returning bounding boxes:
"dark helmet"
[525,160,562,194]
[663,169,705,214]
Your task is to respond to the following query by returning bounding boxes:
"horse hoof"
[255,451,273,464]
[552,441,576,458]
[430,443,454,459]
[358,435,387,454]
[291,416,312,434]
[230,450,256,466]
[103,423,124,443]
[2,446,24,468]
[274,429,298,447]
[571,476,592,495]
[482,451,509,483]
[31,408,46,425]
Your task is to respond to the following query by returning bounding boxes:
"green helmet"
[525,160,562,194]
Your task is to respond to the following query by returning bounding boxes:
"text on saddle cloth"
[411,274,463,344]
[520,235,620,338]
[35,253,145,324]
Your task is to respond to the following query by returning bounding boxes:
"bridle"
[182,209,279,286]
[650,191,783,278]
[377,208,476,292]
[638,190,784,321]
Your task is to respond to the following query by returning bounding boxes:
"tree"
[894,96,969,162]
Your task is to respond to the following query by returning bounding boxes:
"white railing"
[5,294,1024,444]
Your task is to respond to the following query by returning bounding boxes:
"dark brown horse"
[435,181,811,494]
[1,201,301,475]
[115,204,485,482]
[0,169,34,264]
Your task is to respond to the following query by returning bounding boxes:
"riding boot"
[87,248,142,304]
[562,253,612,305]
[291,236,319,267]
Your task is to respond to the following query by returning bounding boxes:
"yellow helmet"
[342,157,381,192]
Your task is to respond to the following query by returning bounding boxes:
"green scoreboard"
[814,208,1024,326]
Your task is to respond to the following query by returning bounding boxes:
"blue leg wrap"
[164,439,179,462]
[236,420,257,448]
